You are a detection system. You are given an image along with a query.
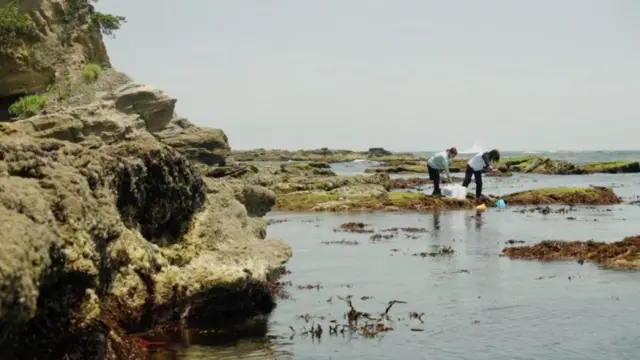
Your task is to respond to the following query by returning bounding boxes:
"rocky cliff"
[0,1,291,359]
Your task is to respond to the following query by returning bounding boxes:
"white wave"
[460,142,485,154]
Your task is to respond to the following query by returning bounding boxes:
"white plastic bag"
[442,184,467,200]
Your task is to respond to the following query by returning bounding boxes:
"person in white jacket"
[462,149,500,199]
[426,147,458,196]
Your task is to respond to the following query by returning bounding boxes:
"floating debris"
[267,218,289,225]
[369,233,396,242]
[296,283,322,290]
[505,239,526,245]
[413,246,455,257]
[382,227,427,233]
[292,296,421,341]
[320,239,360,246]
[335,222,375,233]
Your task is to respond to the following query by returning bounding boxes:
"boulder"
[114,83,176,132]
[154,117,230,165]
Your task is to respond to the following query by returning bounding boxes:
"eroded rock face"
[0,133,291,359]
[0,0,110,97]
[10,102,148,143]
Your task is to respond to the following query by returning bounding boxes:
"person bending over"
[462,149,500,199]
[426,147,458,196]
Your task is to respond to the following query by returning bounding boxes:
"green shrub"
[82,63,102,83]
[8,95,47,118]
[0,0,36,47]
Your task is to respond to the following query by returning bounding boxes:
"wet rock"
[0,134,292,358]
[368,147,392,156]
[502,235,640,269]
[234,185,276,217]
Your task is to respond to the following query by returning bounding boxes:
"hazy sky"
[97,0,639,151]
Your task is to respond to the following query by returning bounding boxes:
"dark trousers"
[462,165,483,198]
[427,165,441,196]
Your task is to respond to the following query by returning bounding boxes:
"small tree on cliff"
[63,0,126,42]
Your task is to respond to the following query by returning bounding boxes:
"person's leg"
[427,165,436,180]
[432,170,442,195]
[474,171,483,198]
[462,165,473,187]
[428,165,442,195]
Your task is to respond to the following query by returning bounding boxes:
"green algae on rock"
[497,156,640,175]
[579,161,640,174]
[502,235,640,270]
[274,189,474,212]
[274,186,622,212]
[502,186,622,206]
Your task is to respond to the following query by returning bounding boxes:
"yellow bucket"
[475,203,487,212]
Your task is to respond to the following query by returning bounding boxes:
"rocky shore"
[229,149,640,175]
[1,1,638,358]
[0,1,289,358]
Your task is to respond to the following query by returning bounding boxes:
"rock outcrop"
[0,1,290,359]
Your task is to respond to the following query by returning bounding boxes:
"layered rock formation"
[0,1,290,359]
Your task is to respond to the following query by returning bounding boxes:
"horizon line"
[229,147,640,153]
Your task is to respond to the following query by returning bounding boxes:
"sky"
[96,0,639,151]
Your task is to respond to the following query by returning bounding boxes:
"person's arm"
[443,157,451,180]
[481,152,493,173]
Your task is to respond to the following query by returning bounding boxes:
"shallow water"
[153,174,640,359]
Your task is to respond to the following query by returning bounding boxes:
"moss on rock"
[502,186,621,205]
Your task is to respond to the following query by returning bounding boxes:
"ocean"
[412,150,640,164]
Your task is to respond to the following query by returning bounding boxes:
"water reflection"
[146,317,293,360]
[432,212,441,231]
